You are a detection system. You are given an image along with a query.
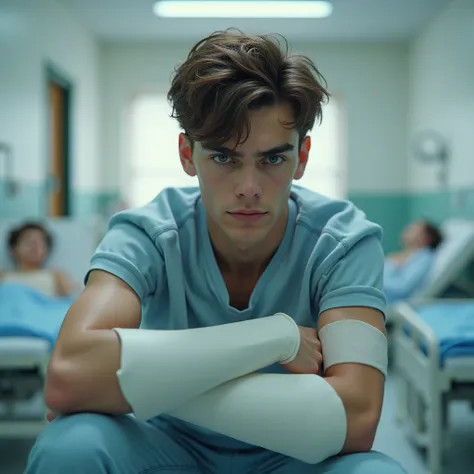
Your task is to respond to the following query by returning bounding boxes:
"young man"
[385,220,443,304]
[26,31,406,474]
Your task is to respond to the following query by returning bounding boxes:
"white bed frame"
[0,342,50,437]
[386,220,474,473]
[392,299,474,474]
[0,217,103,438]
[386,219,474,327]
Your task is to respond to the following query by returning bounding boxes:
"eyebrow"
[206,143,295,158]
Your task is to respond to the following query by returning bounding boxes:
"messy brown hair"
[422,221,443,249]
[167,29,330,149]
[7,221,53,251]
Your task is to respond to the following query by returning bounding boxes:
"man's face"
[12,229,49,267]
[402,221,428,248]
[179,103,310,250]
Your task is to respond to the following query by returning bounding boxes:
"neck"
[17,263,41,272]
[214,245,273,278]
[209,207,289,279]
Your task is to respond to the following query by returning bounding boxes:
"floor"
[373,375,474,474]
[1,374,474,474]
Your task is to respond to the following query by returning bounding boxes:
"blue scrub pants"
[25,413,407,474]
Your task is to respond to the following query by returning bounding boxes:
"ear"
[179,133,197,177]
[294,135,311,180]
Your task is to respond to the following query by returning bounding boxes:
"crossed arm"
[318,306,385,453]
[47,274,385,464]
[172,305,386,455]
[167,305,386,457]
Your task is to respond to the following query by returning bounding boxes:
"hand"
[281,326,323,375]
[387,250,410,266]
[45,411,57,422]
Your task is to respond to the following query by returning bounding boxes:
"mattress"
[404,302,474,365]
[0,337,51,357]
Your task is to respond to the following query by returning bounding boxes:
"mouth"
[227,211,268,223]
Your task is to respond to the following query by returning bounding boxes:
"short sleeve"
[318,234,387,316]
[85,210,164,301]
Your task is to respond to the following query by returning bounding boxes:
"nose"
[235,165,262,199]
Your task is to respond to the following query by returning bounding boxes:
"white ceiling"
[60,0,449,43]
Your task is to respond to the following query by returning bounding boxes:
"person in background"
[0,221,77,297]
[384,220,443,303]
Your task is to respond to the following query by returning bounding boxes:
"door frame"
[44,62,73,217]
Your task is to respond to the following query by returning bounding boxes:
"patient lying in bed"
[0,221,77,297]
[384,220,443,304]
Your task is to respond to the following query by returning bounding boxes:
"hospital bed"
[390,219,474,474]
[386,219,474,325]
[0,218,99,437]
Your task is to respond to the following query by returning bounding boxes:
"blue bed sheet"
[0,282,74,347]
[406,302,474,365]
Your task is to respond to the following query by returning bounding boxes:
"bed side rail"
[392,301,440,400]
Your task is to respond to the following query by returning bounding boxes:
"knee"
[350,451,407,474]
[26,413,119,473]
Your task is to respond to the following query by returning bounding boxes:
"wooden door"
[48,81,66,217]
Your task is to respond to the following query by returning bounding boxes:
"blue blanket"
[414,302,474,364]
[0,283,74,347]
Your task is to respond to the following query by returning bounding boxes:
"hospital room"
[1,0,474,473]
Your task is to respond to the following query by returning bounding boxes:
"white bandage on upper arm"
[318,319,388,377]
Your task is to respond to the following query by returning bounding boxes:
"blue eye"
[211,155,233,165]
[264,155,285,165]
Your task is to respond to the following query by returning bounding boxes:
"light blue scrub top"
[86,184,387,447]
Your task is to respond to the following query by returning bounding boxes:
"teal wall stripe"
[2,180,474,254]
[351,187,474,253]
[348,192,410,253]
[0,181,43,219]
[71,190,121,217]
[0,180,120,220]
[409,188,474,224]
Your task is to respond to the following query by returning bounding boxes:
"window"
[127,94,195,208]
[300,98,346,200]
[126,93,346,208]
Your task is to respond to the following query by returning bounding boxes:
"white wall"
[0,0,101,193]
[408,0,474,192]
[100,41,409,195]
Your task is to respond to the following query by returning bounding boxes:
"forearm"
[169,372,347,465]
[46,329,132,415]
[113,313,299,420]
[325,372,384,453]
[48,314,299,418]
[317,316,386,453]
